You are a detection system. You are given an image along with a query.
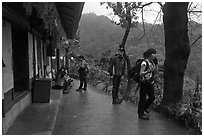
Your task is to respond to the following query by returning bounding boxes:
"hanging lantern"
[23,3,33,16]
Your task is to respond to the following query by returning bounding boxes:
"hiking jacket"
[109,55,126,76]
[78,66,89,78]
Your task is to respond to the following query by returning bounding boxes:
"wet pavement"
[53,80,190,135]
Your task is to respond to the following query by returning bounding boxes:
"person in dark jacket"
[55,66,67,89]
[76,56,89,91]
[138,48,158,120]
[109,47,126,104]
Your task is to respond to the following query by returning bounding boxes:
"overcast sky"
[82,2,202,24]
[82,2,163,24]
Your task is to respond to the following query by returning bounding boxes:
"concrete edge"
[33,130,52,135]
[4,89,63,135]
[49,89,63,134]
[2,92,32,134]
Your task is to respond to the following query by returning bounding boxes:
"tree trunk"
[121,25,131,72]
[120,13,132,98]
[161,2,190,106]
[121,26,130,48]
[123,52,132,98]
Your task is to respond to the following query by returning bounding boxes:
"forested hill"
[78,13,202,83]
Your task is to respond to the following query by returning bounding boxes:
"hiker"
[62,66,73,94]
[63,75,73,94]
[76,56,89,91]
[55,67,67,88]
[138,48,158,120]
[108,47,126,104]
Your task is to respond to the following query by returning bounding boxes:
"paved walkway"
[53,80,190,135]
[6,89,62,135]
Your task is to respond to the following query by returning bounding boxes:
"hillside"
[78,13,202,83]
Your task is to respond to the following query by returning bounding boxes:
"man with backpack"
[108,47,126,104]
[137,48,158,120]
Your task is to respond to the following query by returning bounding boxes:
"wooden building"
[2,2,84,133]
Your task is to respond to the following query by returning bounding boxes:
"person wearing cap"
[138,48,158,120]
[108,47,126,104]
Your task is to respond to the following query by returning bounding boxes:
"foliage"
[153,74,202,135]
[79,13,202,83]
[101,2,141,28]
[174,87,202,134]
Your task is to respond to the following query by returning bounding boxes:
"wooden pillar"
[56,48,60,72]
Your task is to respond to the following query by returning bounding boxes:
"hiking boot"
[144,109,150,113]
[139,114,150,120]
[76,88,82,91]
[63,91,69,94]
[112,99,122,104]
[123,95,129,101]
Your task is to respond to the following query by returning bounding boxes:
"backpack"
[129,58,148,82]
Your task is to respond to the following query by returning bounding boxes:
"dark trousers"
[63,80,72,91]
[112,75,122,100]
[79,77,87,89]
[138,82,155,116]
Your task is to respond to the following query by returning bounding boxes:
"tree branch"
[139,2,153,8]
[190,34,202,46]
[187,2,193,11]
[151,9,162,31]
[149,9,162,43]
[188,10,202,13]
[141,8,149,47]
[157,2,164,7]
[157,2,164,12]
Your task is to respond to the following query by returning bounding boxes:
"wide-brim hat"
[144,48,156,58]
[147,48,156,54]
[79,55,85,60]
[118,47,125,52]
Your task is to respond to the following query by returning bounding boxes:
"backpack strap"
[144,59,149,71]
[141,59,149,72]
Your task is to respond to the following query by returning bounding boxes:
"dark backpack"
[129,58,148,82]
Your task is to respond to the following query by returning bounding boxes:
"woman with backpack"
[76,56,89,91]
[138,48,158,120]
